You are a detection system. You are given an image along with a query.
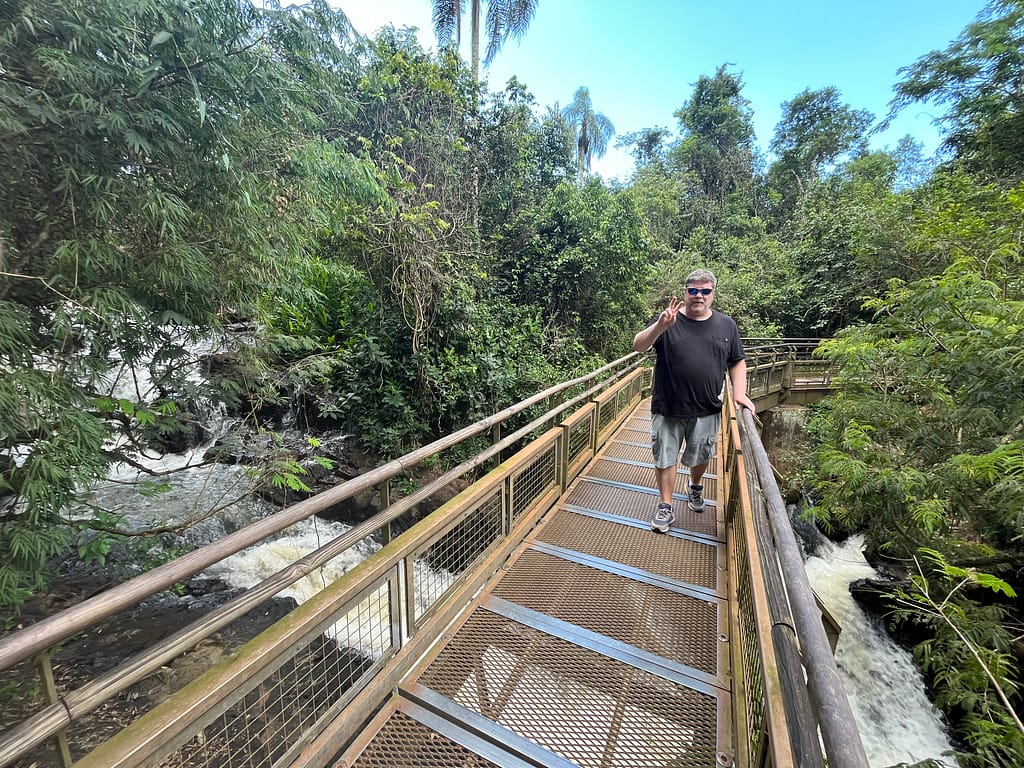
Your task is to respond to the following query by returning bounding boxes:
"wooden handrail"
[0,353,643,674]
[738,407,869,768]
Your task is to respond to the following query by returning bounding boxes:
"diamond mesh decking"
[337,398,733,768]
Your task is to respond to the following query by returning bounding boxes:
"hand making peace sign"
[656,296,684,329]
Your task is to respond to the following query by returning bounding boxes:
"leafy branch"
[894,549,1024,739]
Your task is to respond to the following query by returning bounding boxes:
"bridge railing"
[65,367,649,768]
[0,340,848,768]
[744,338,832,407]
[0,356,646,768]
[723,375,868,768]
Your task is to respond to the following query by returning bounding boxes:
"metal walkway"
[339,399,732,768]
[2,345,866,768]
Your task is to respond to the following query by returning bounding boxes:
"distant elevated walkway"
[745,338,832,411]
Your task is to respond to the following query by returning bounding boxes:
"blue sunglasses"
[686,287,714,296]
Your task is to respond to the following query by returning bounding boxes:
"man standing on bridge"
[632,268,755,533]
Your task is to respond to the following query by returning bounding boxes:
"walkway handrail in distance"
[735,403,869,768]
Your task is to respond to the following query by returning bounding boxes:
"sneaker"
[688,484,705,512]
[651,502,674,533]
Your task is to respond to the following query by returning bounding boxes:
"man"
[632,268,755,533]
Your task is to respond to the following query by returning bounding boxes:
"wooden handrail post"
[379,481,392,544]
[35,650,72,768]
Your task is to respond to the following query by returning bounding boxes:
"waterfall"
[203,518,382,604]
[804,535,960,768]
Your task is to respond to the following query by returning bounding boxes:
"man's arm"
[633,297,682,352]
[729,358,756,412]
[633,320,664,352]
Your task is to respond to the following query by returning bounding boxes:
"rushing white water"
[204,517,457,656]
[804,535,960,768]
[204,518,382,603]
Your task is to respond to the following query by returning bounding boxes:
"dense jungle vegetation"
[0,0,1022,763]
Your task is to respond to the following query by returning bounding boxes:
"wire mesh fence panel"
[509,444,558,526]
[160,582,393,768]
[409,486,504,627]
[732,501,767,768]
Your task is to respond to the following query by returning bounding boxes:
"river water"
[804,535,960,767]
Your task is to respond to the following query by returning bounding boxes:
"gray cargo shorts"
[651,412,721,469]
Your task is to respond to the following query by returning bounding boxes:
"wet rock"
[181,577,232,596]
[760,405,811,503]
[141,395,212,454]
[849,577,932,650]
[4,566,306,766]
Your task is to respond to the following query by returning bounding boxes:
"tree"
[767,86,873,219]
[0,0,376,608]
[562,86,615,183]
[885,0,1024,178]
[805,174,1024,560]
[476,77,575,237]
[670,65,757,203]
[783,150,917,335]
[492,179,651,353]
[431,0,539,82]
[617,127,671,169]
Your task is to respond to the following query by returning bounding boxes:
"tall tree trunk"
[470,0,481,82]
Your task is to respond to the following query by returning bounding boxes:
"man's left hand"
[734,394,756,413]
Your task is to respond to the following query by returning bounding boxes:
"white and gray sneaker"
[687,484,705,512]
[651,502,674,533]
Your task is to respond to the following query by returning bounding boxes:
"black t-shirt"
[650,310,745,418]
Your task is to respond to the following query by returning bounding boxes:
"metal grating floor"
[337,398,734,768]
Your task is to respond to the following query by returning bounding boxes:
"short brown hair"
[685,268,717,287]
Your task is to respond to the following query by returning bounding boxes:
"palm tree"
[562,87,615,182]
[431,0,539,82]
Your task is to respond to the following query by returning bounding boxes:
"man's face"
[683,281,715,315]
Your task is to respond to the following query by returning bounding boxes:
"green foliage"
[887,0,1024,178]
[493,179,652,354]
[670,65,757,206]
[890,550,1024,767]
[805,225,1024,553]
[477,77,575,237]
[804,174,1024,547]
[784,151,918,334]
[767,86,873,220]
[0,0,378,609]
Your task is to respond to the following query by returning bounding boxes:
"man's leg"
[688,460,709,488]
[680,414,721,513]
[651,415,684,532]
[655,465,676,505]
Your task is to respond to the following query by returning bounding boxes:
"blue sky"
[333,1,986,181]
